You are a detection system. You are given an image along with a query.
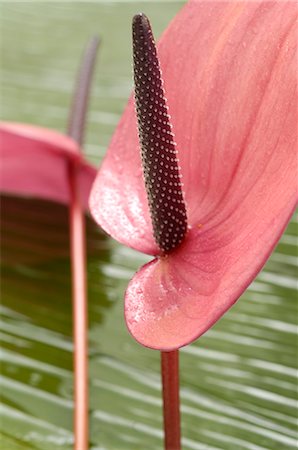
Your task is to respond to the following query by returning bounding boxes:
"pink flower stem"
[161,350,181,450]
[68,164,88,450]
[67,36,100,450]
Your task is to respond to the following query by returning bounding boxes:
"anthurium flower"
[1,36,100,450]
[90,1,297,351]
[0,122,96,209]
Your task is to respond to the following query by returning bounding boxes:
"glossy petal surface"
[126,174,296,350]
[0,122,96,209]
[90,1,297,349]
[89,106,157,255]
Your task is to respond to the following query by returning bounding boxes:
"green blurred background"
[1,2,297,449]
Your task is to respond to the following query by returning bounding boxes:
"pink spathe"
[1,122,96,209]
[90,1,297,350]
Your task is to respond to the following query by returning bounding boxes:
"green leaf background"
[1,2,297,449]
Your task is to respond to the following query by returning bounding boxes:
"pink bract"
[90,1,298,350]
[0,122,96,209]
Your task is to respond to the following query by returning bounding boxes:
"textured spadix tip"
[132,13,188,255]
[133,13,150,28]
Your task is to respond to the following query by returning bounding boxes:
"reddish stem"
[67,36,100,450]
[68,163,88,450]
[161,350,181,450]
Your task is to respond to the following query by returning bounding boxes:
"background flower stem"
[161,350,181,450]
[68,163,89,450]
[67,36,100,450]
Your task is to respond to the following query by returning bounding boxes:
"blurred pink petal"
[90,1,297,350]
[1,122,96,209]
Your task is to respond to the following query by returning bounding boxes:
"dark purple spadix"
[132,13,188,254]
